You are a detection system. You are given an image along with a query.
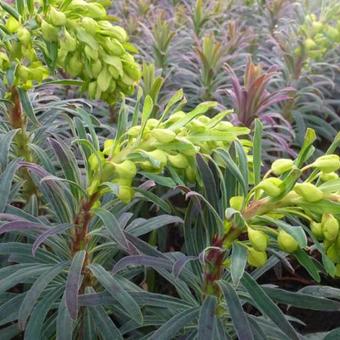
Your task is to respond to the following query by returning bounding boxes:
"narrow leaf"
[65,250,86,319]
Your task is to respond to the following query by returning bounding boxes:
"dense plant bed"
[0,0,340,339]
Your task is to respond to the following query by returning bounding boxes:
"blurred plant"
[272,25,340,147]
[225,59,296,159]
[298,13,340,62]
[150,11,176,72]
[140,63,165,116]
[190,0,214,37]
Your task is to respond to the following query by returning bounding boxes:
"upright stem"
[9,87,38,200]
[72,193,99,290]
[72,193,98,340]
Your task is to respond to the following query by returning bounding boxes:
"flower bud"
[0,52,9,70]
[91,59,102,77]
[322,214,339,241]
[6,17,20,33]
[67,53,82,76]
[103,139,114,156]
[229,196,244,211]
[312,155,340,173]
[248,228,268,252]
[188,119,206,133]
[49,7,67,26]
[62,29,77,51]
[86,3,106,19]
[29,66,48,82]
[326,244,338,263]
[277,230,299,253]
[100,162,115,182]
[151,129,176,143]
[312,21,323,33]
[320,172,339,182]
[117,185,134,203]
[271,158,294,175]
[81,17,98,34]
[123,61,141,81]
[215,121,233,131]
[247,248,267,267]
[41,20,59,42]
[166,111,186,124]
[311,222,323,240]
[257,178,284,197]
[88,153,103,171]
[17,27,31,45]
[185,166,196,182]
[127,126,141,137]
[97,68,111,91]
[104,25,128,42]
[197,116,210,124]
[168,153,189,169]
[113,160,137,178]
[294,183,323,202]
[17,65,30,82]
[104,38,125,56]
[326,26,339,41]
[146,119,159,130]
[305,38,317,50]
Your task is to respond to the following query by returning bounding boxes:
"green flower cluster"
[0,0,140,102]
[87,101,249,203]
[297,14,340,61]
[224,153,340,271]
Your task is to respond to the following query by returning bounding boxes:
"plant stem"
[9,87,39,200]
[72,193,98,340]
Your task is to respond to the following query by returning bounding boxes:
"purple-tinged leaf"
[57,294,74,340]
[218,281,254,340]
[172,256,197,278]
[88,264,143,324]
[148,307,199,340]
[18,262,67,330]
[32,223,73,256]
[0,221,47,236]
[198,296,217,340]
[94,208,130,252]
[126,215,183,237]
[0,213,27,222]
[0,129,18,170]
[48,138,82,199]
[0,159,21,212]
[65,250,86,320]
[112,255,172,275]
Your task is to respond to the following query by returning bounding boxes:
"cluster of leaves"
[0,0,340,340]
[0,0,141,102]
[112,0,340,158]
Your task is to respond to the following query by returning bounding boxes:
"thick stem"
[72,193,98,340]
[72,193,99,291]
[9,87,38,200]
[202,236,226,299]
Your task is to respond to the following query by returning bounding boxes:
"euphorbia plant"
[0,0,140,101]
[0,92,249,338]
[0,0,140,200]
[224,143,340,276]
[108,123,340,339]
